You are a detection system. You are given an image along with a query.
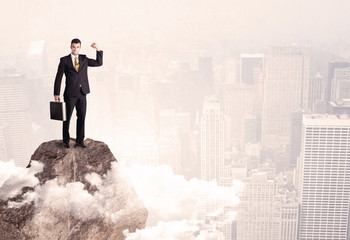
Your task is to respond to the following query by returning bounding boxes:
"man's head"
[70,38,81,56]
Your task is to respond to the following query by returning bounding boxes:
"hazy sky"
[1,0,350,56]
[1,1,349,238]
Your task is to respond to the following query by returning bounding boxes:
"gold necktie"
[74,57,79,72]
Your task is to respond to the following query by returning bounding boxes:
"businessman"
[54,38,103,148]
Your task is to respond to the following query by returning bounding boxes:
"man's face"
[70,43,81,56]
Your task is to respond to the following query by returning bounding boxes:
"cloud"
[124,220,225,240]
[123,165,243,223]
[0,161,144,224]
[122,164,243,239]
[0,160,43,200]
[0,161,243,239]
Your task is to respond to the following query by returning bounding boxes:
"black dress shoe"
[63,142,70,148]
[75,142,86,148]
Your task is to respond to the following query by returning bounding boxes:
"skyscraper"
[0,124,9,162]
[237,172,281,240]
[298,114,350,240]
[200,96,225,182]
[262,46,310,146]
[199,96,231,239]
[221,82,254,148]
[159,109,191,135]
[240,54,264,85]
[308,73,325,112]
[290,109,304,166]
[0,72,31,167]
[280,200,299,240]
[158,134,181,173]
[331,67,350,101]
[326,61,350,102]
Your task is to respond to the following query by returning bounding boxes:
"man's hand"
[91,43,100,51]
[54,95,60,101]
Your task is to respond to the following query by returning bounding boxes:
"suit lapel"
[65,54,75,72]
[79,55,86,70]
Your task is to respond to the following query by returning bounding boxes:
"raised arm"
[54,58,65,101]
[88,42,103,67]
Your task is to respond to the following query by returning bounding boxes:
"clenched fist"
[91,43,100,51]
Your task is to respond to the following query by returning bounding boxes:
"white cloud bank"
[0,161,243,239]
[123,164,243,239]
[0,160,43,200]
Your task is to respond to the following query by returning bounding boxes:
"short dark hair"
[71,38,81,45]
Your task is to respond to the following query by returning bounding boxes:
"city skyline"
[1,1,350,239]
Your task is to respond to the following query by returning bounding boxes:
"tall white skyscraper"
[200,96,225,182]
[0,72,31,167]
[262,46,310,146]
[199,96,231,239]
[298,114,350,240]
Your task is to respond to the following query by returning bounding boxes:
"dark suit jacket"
[54,50,103,98]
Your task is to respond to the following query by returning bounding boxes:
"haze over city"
[1,0,350,239]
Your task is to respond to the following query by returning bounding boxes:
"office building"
[240,54,264,85]
[0,124,9,162]
[221,82,254,148]
[308,73,325,112]
[262,46,310,146]
[331,67,350,101]
[280,199,299,240]
[237,172,281,240]
[158,134,181,174]
[0,72,31,167]
[290,109,304,165]
[159,109,191,135]
[328,99,350,114]
[200,96,225,182]
[326,61,350,102]
[199,96,228,238]
[298,114,350,240]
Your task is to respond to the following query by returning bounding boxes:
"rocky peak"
[0,139,147,240]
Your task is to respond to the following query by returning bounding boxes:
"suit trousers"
[63,88,87,144]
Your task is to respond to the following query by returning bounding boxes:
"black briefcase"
[50,101,67,121]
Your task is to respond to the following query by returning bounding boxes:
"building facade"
[298,114,350,239]
[262,46,310,145]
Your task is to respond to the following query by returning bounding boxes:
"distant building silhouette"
[290,109,305,166]
[262,46,310,147]
[200,96,224,182]
[240,54,264,85]
[326,61,350,103]
[308,73,325,112]
[331,67,350,101]
[0,124,9,162]
[0,71,31,166]
[221,82,254,149]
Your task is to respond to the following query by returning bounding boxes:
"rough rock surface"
[0,138,148,240]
